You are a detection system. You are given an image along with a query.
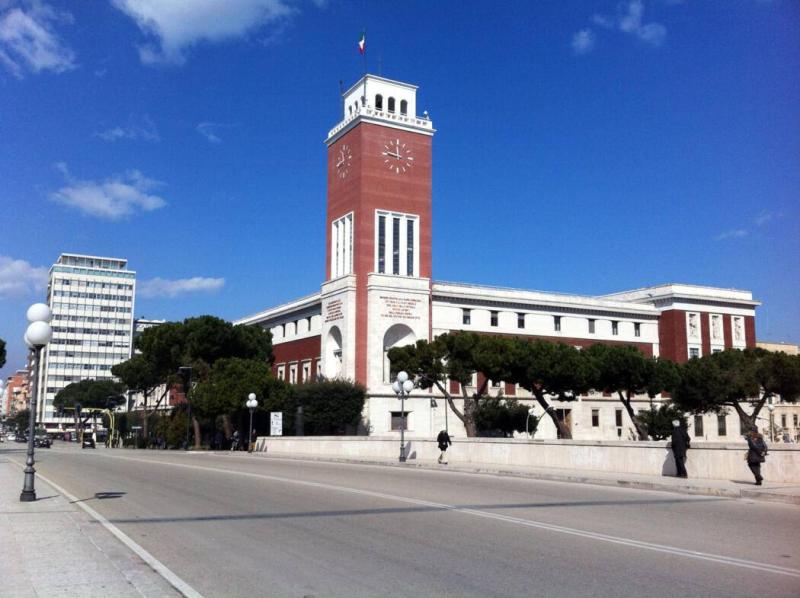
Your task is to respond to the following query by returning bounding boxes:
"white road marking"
[9,458,203,598]
[84,452,800,579]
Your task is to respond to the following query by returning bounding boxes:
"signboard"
[270,412,283,436]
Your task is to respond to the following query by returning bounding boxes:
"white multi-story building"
[236,74,761,441]
[36,254,136,428]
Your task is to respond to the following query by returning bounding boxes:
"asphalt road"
[8,443,800,598]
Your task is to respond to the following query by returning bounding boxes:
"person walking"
[745,428,768,485]
[670,419,691,478]
[436,429,452,464]
[231,430,240,451]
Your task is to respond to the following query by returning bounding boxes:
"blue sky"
[1,0,798,378]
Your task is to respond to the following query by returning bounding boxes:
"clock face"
[382,138,414,174]
[336,144,353,179]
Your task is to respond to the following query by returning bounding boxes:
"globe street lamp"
[246,393,258,453]
[392,371,414,463]
[21,303,53,502]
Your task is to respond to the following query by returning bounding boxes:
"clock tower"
[320,75,435,390]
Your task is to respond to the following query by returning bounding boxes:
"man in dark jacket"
[437,429,452,464]
[670,419,691,478]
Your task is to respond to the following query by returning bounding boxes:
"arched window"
[348,105,353,116]
[375,94,383,110]
[383,324,416,383]
[400,100,408,115]
[325,326,343,379]
[388,97,395,113]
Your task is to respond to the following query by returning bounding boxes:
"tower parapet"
[326,75,434,145]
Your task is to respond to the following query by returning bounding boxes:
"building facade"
[236,75,760,441]
[3,368,30,418]
[36,254,136,428]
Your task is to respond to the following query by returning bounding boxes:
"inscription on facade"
[325,299,343,323]
[380,295,422,320]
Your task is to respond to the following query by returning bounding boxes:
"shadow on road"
[71,491,126,504]
[102,495,725,526]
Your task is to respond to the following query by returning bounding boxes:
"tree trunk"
[732,402,756,431]
[222,413,233,439]
[192,416,202,449]
[533,390,571,439]
[619,390,649,440]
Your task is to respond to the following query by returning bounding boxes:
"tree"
[388,332,516,437]
[0,337,6,369]
[117,315,274,448]
[509,340,594,439]
[673,348,800,431]
[292,380,366,435]
[111,354,161,444]
[584,344,679,440]
[54,380,126,443]
[634,404,687,440]
[191,357,289,437]
[11,408,29,433]
[474,395,530,437]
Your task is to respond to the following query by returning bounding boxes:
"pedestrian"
[436,429,452,464]
[249,429,257,453]
[670,419,690,478]
[231,430,240,451]
[745,428,768,485]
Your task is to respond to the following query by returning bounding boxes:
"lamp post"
[246,393,258,453]
[767,404,775,443]
[392,371,414,463]
[20,303,53,502]
[526,407,536,438]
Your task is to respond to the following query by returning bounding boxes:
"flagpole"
[362,28,367,108]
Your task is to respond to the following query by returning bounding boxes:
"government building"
[235,75,759,441]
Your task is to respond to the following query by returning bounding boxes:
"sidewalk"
[243,451,800,506]
[0,451,180,598]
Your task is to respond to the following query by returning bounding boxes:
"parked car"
[15,434,27,443]
[82,435,96,449]
[34,435,52,448]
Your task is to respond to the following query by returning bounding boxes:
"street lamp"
[246,393,258,453]
[392,371,414,463]
[526,407,536,437]
[20,303,53,502]
[767,404,775,443]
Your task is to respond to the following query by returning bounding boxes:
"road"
[7,443,800,598]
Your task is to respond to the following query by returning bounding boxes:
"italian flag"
[358,30,366,55]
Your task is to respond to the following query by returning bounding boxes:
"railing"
[328,106,432,139]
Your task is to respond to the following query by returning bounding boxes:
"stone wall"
[253,436,800,484]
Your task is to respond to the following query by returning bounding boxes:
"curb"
[229,451,800,506]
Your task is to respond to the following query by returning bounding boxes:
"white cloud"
[754,211,773,226]
[196,122,222,143]
[96,115,160,142]
[138,276,225,298]
[0,255,48,298]
[571,29,595,55]
[51,166,167,220]
[714,229,748,241]
[0,1,75,78]
[112,0,296,65]
[586,1,667,51]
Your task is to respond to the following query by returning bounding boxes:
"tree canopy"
[0,337,6,369]
[292,380,366,435]
[673,348,800,429]
[53,379,127,411]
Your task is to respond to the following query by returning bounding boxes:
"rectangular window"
[517,313,525,329]
[302,362,310,384]
[689,347,700,359]
[378,215,386,273]
[615,409,623,428]
[392,217,400,275]
[611,321,619,336]
[794,414,798,428]
[634,323,641,337]
[406,219,414,277]
[717,414,727,437]
[740,417,750,436]
[694,415,704,437]
[781,414,787,428]
[276,364,285,381]
[588,319,595,334]
[289,364,298,385]
[554,316,561,332]
[592,409,599,427]
[462,309,471,325]
[390,411,408,431]
[490,311,498,327]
